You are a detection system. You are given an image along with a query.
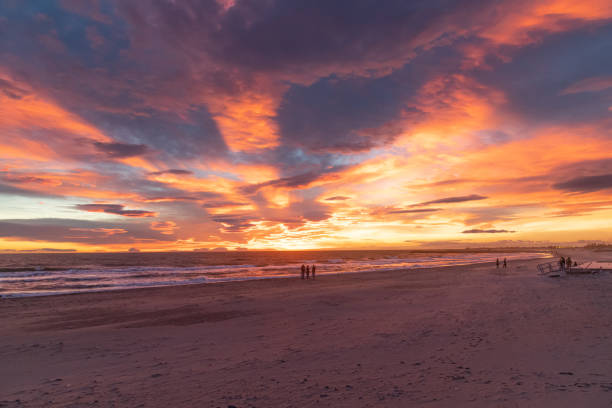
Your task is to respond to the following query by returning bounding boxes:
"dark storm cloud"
[553,174,612,193]
[207,0,482,76]
[0,0,475,166]
[93,142,148,158]
[115,0,481,84]
[551,159,612,180]
[88,107,228,161]
[274,43,470,155]
[462,229,515,234]
[0,0,476,162]
[415,194,488,206]
[0,2,228,161]
[474,24,612,127]
[277,75,407,152]
[75,204,156,217]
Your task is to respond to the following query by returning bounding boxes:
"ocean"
[0,250,550,298]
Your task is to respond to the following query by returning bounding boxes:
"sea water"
[0,250,550,297]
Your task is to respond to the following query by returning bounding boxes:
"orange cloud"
[0,75,110,161]
[69,228,128,236]
[150,221,178,235]
[479,0,612,47]
[208,90,281,152]
[560,75,612,94]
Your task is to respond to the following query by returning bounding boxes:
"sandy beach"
[2,253,612,407]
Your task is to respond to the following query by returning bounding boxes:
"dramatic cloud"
[0,219,171,245]
[202,200,249,208]
[324,196,351,201]
[416,194,488,206]
[150,221,177,235]
[277,76,406,152]
[474,24,612,127]
[89,108,229,160]
[0,77,29,99]
[1,174,49,184]
[1,1,612,251]
[5,248,78,253]
[241,167,345,194]
[70,228,127,236]
[387,208,441,214]
[0,183,57,198]
[211,214,256,233]
[561,75,612,95]
[553,174,612,192]
[75,204,157,218]
[93,142,149,158]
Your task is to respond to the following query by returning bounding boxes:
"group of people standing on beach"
[496,258,507,268]
[300,264,316,280]
[560,256,575,272]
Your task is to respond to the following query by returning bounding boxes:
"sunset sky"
[1,0,611,252]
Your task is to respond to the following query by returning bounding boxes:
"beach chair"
[537,261,562,277]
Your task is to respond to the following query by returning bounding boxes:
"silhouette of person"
[312,264,316,280]
[301,264,305,280]
[566,256,572,272]
[560,257,565,272]
[503,258,507,268]
[496,258,500,269]
[306,265,310,279]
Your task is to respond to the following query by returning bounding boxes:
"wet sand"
[1,254,612,407]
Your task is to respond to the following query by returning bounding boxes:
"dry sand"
[2,254,612,407]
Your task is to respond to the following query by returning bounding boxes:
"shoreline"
[0,252,552,299]
[2,254,611,407]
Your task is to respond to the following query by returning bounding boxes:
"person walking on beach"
[503,258,507,268]
[559,257,565,272]
[566,256,572,272]
[306,265,310,279]
[301,264,305,280]
[312,264,316,280]
[496,258,500,269]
